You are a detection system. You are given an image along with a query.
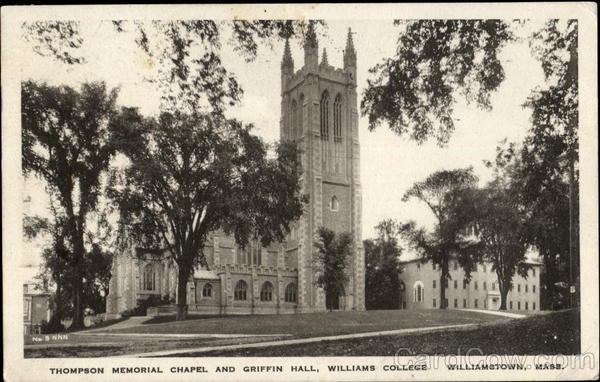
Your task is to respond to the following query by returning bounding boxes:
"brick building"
[106,26,365,318]
[398,257,541,312]
[23,282,52,334]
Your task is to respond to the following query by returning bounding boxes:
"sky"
[20,19,547,269]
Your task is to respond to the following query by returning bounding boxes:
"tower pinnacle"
[343,27,357,72]
[321,48,329,66]
[281,38,294,73]
[303,21,319,69]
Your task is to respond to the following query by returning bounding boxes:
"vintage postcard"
[2,3,598,381]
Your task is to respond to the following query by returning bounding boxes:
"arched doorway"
[326,287,345,311]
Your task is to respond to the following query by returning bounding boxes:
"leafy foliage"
[519,20,579,309]
[475,146,531,310]
[361,20,516,145]
[401,168,480,308]
[364,220,404,310]
[22,80,129,328]
[108,110,306,319]
[314,227,353,311]
[21,21,86,64]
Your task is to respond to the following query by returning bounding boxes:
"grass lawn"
[106,309,503,338]
[186,309,580,357]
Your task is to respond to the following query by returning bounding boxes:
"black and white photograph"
[2,3,598,381]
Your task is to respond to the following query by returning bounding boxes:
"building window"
[483,281,487,290]
[143,264,156,291]
[454,298,458,308]
[333,94,342,143]
[484,299,487,309]
[525,285,528,293]
[285,283,297,303]
[433,280,436,289]
[236,241,262,266]
[533,285,536,293]
[517,284,521,293]
[413,282,424,303]
[483,264,487,272]
[474,299,478,308]
[202,283,213,298]
[320,91,329,140]
[291,99,298,140]
[443,278,449,289]
[518,301,521,310]
[24,298,31,320]
[433,263,436,270]
[433,298,436,308]
[474,281,478,290]
[330,196,339,211]
[463,299,467,308]
[492,282,496,291]
[454,261,458,270]
[532,268,536,277]
[454,280,458,289]
[463,279,468,289]
[234,280,248,301]
[525,302,529,310]
[510,301,513,310]
[444,298,448,309]
[260,282,274,302]
[533,302,536,310]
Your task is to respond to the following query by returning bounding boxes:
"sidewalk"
[120,323,480,358]
[459,309,525,319]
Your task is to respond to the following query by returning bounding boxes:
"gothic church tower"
[280,24,365,312]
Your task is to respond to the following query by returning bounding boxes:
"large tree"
[361,20,516,145]
[402,168,480,309]
[520,19,579,309]
[21,80,129,329]
[364,219,404,310]
[314,227,353,311]
[108,110,306,320]
[475,144,531,310]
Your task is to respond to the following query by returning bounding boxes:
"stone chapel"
[106,25,365,317]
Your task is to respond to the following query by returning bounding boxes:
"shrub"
[40,318,66,334]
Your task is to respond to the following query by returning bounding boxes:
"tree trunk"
[176,263,190,321]
[499,285,509,310]
[71,285,85,329]
[439,258,448,309]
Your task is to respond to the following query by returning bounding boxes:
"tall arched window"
[413,281,424,303]
[298,94,304,139]
[285,283,297,303]
[234,280,248,301]
[143,264,156,291]
[202,283,213,298]
[291,99,298,140]
[260,282,274,301]
[320,91,329,140]
[333,94,342,143]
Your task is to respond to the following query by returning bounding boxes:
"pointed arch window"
[291,99,298,140]
[333,94,342,143]
[320,91,329,140]
[234,280,248,301]
[143,264,156,291]
[285,283,297,303]
[260,282,274,302]
[298,94,304,139]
